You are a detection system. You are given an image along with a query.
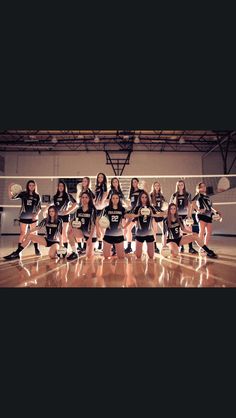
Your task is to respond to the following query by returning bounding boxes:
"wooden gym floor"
[0,236,235,287]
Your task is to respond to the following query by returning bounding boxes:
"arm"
[62,202,78,216]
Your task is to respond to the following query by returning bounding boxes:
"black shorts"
[196,214,212,224]
[155,217,164,223]
[103,235,124,244]
[45,239,60,248]
[84,236,97,243]
[58,215,70,223]
[154,208,164,223]
[167,237,182,247]
[136,235,155,243]
[19,219,37,225]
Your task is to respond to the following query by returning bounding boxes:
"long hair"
[55,180,68,198]
[80,191,95,211]
[167,203,181,229]
[129,177,139,199]
[96,173,107,187]
[80,191,97,228]
[76,177,91,201]
[110,177,124,198]
[137,191,151,208]
[196,182,205,194]
[47,205,58,222]
[175,179,189,208]
[150,181,164,205]
[26,180,38,195]
[108,191,123,211]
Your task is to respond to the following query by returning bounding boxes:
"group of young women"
[3,174,221,261]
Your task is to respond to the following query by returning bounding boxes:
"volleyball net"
[0,174,236,235]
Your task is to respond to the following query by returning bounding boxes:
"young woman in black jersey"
[191,182,222,249]
[44,180,78,255]
[102,192,126,260]
[163,203,217,258]
[67,191,97,260]
[7,180,42,256]
[125,191,166,259]
[124,178,144,254]
[76,177,95,203]
[106,177,125,256]
[76,177,95,252]
[4,206,63,260]
[94,173,108,252]
[150,181,167,254]
[170,179,197,254]
[107,177,125,203]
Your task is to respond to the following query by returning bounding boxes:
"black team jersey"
[95,183,107,202]
[134,205,158,237]
[103,206,126,237]
[129,189,144,210]
[74,206,97,237]
[53,193,77,216]
[12,191,41,220]
[150,192,166,211]
[163,218,184,240]
[192,193,213,218]
[38,218,63,242]
[170,192,191,216]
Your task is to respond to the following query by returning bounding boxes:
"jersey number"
[49,228,52,235]
[111,215,119,222]
[175,227,179,234]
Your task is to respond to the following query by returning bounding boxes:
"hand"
[32,215,38,222]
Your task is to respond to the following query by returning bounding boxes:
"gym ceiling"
[0,130,236,153]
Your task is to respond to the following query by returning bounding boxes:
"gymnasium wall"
[3,151,202,176]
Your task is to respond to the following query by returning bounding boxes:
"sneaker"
[4,251,20,260]
[125,247,133,254]
[78,249,86,255]
[35,249,42,256]
[67,252,78,261]
[207,251,218,258]
[189,248,198,254]
[155,247,160,254]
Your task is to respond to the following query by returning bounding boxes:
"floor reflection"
[16,252,236,288]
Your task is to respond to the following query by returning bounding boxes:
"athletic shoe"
[125,247,133,254]
[35,249,42,256]
[155,247,160,254]
[207,251,218,258]
[189,248,198,254]
[95,248,103,253]
[4,251,20,260]
[78,249,86,255]
[67,252,78,261]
